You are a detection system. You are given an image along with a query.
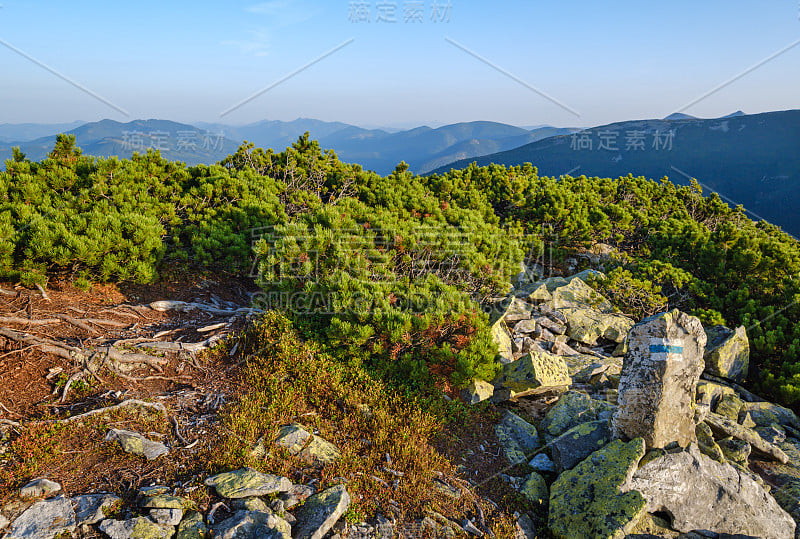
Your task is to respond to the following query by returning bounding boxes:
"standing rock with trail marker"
[612,309,707,449]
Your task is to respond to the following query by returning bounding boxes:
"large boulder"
[548,438,647,539]
[623,444,795,538]
[492,350,571,398]
[703,325,749,383]
[551,278,613,312]
[612,310,707,449]
[212,509,290,539]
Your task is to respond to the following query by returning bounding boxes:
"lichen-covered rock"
[703,325,749,383]
[551,278,613,312]
[6,497,77,539]
[175,511,207,539]
[559,307,633,345]
[462,379,494,404]
[612,310,706,449]
[490,319,513,363]
[204,468,292,499]
[742,401,800,431]
[705,412,789,463]
[150,509,183,526]
[519,472,548,506]
[139,496,191,511]
[714,392,744,420]
[292,484,351,539]
[494,410,540,465]
[772,481,800,535]
[274,423,341,465]
[718,437,751,466]
[98,516,174,539]
[695,422,726,463]
[72,493,121,526]
[624,444,795,538]
[627,513,679,538]
[105,429,169,460]
[548,438,647,539]
[539,391,615,443]
[212,510,290,539]
[551,420,612,473]
[493,350,571,398]
[517,282,552,303]
[695,380,735,408]
[19,479,61,499]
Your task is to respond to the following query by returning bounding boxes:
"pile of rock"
[0,424,376,539]
[482,268,800,539]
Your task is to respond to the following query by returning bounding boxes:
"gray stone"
[551,420,612,472]
[695,380,735,409]
[105,429,169,460]
[703,325,749,383]
[548,438,647,539]
[742,401,800,431]
[204,468,292,498]
[714,392,744,420]
[513,319,537,335]
[274,423,341,465]
[560,306,634,345]
[757,425,787,445]
[612,310,707,449]
[624,444,795,539]
[292,485,351,539]
[718,437,751,466]
[176,511,207,539]
[528,453,556,473]
[533,316,566,335]
[6,497,76,539]
[19,479,61,499]
[494,410,540,465]
[71,493,121,526]
[212,510,290,539]
[539,391,615,442]
[551,277,614,312]
[515,514,537,539]
[140,496,190,510]
[462,379,494,405]
[151,509,184,526]
[705,412,789,463]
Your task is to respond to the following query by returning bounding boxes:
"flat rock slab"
[493,350,571,397]
[624,444,795,539]
[293,484,351,539]
[105,429,169,460]
[212,509,290,539]
[204,468,292,498]
[6,497,76,539]
[99,517,174,539]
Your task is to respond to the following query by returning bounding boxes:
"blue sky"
[0,0,798,128]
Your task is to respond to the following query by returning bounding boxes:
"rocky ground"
[2,267,800,538]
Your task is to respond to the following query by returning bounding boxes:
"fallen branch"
[0,316,59,326]
[135,333,227,355]
[53,313,100,335]
[44,399,169,424]
[36,284,51,302]
[149,300,258,316]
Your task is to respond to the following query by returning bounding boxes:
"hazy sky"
[1,0,798,128]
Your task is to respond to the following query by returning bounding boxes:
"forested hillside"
[3,134,800,407]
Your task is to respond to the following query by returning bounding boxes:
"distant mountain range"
[435,110,800,237]
[0,119,578,175]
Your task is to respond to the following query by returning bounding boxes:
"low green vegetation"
[3,135,800,405]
